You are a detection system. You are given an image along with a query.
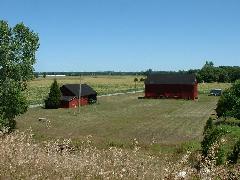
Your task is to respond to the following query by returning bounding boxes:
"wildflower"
[177,171,186,178]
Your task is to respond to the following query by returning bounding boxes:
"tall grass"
[0,130,165,179]
[1,131,239,179]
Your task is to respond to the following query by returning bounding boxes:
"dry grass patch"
[0,130,166,179]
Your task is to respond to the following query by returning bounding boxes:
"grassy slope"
[16,93,218,150]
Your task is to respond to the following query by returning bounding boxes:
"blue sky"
[1,0,240,72]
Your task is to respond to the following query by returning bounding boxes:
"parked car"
[209,89,222,96]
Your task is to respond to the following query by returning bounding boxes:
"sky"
[1,0,240,72]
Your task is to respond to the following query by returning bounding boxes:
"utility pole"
[78,74,82,113]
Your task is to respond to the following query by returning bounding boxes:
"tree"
[0,20,39,131]
[134,77,138,93]
[45,79,61,109]
[43,72,47,78]
[144,69,152,76]
[34,73,39,78]
[204,61,214,67]
[139,77,145,82]
[197,61,219,82]
[216,80,240,119]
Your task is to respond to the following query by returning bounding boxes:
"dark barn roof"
[61,84,97,98]
[145,74,197,85]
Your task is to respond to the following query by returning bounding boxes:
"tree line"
[35,61,240,83]
[196,61,240,83]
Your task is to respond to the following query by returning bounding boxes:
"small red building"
[145,74,198,100]
[60,84,97,108]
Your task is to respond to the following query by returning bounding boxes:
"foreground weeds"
[164,142,240,179]
[1,130,239,179]
[0,131,165,179]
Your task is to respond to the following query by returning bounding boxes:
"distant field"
[25,75,231,105]
[25,76,144,104]
[198,82,231,94]
[17,93,218,151]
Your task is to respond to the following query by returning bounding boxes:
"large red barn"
[60,84,97,108]
[144,74,198,100]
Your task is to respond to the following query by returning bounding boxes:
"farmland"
[13,77,233,178]
[19,76,232,150]
[25,75,231,105]
[17,92,219,151]
[25,76,145,104]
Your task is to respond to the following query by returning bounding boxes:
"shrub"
[216,80,240,119]
[219,117,240,127]
[228,139,240,164]
[203,117,214,135]
[45,79,61,109]
[216,146,225,165]
[201,127,228,157]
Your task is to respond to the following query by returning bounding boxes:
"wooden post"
[78,74,82,113]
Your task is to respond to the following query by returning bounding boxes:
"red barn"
[145,74,198,100]
[60,84,97,108]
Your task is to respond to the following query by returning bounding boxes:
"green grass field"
[17,93,219,152]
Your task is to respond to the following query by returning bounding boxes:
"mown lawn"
[16,93,218,150]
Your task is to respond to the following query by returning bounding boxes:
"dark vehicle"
[209,89,222,96]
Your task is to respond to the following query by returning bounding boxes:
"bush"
[228,139,240,164]
[201,126,228,157]
[218,118,240,127]
[45,79,61,109]
[203,118,214,135]
[216,146,226,165]
[201,118,240,165]
[216,80,240,119]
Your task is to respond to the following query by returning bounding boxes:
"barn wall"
[60,97,89,108]
[68,99,79,108]
[145,84,198,100]
[68,97,88,108]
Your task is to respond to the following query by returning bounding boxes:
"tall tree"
[198,61,218,82]
[0,20,39,131]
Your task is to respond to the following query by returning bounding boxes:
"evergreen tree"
[45,79,61,109]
